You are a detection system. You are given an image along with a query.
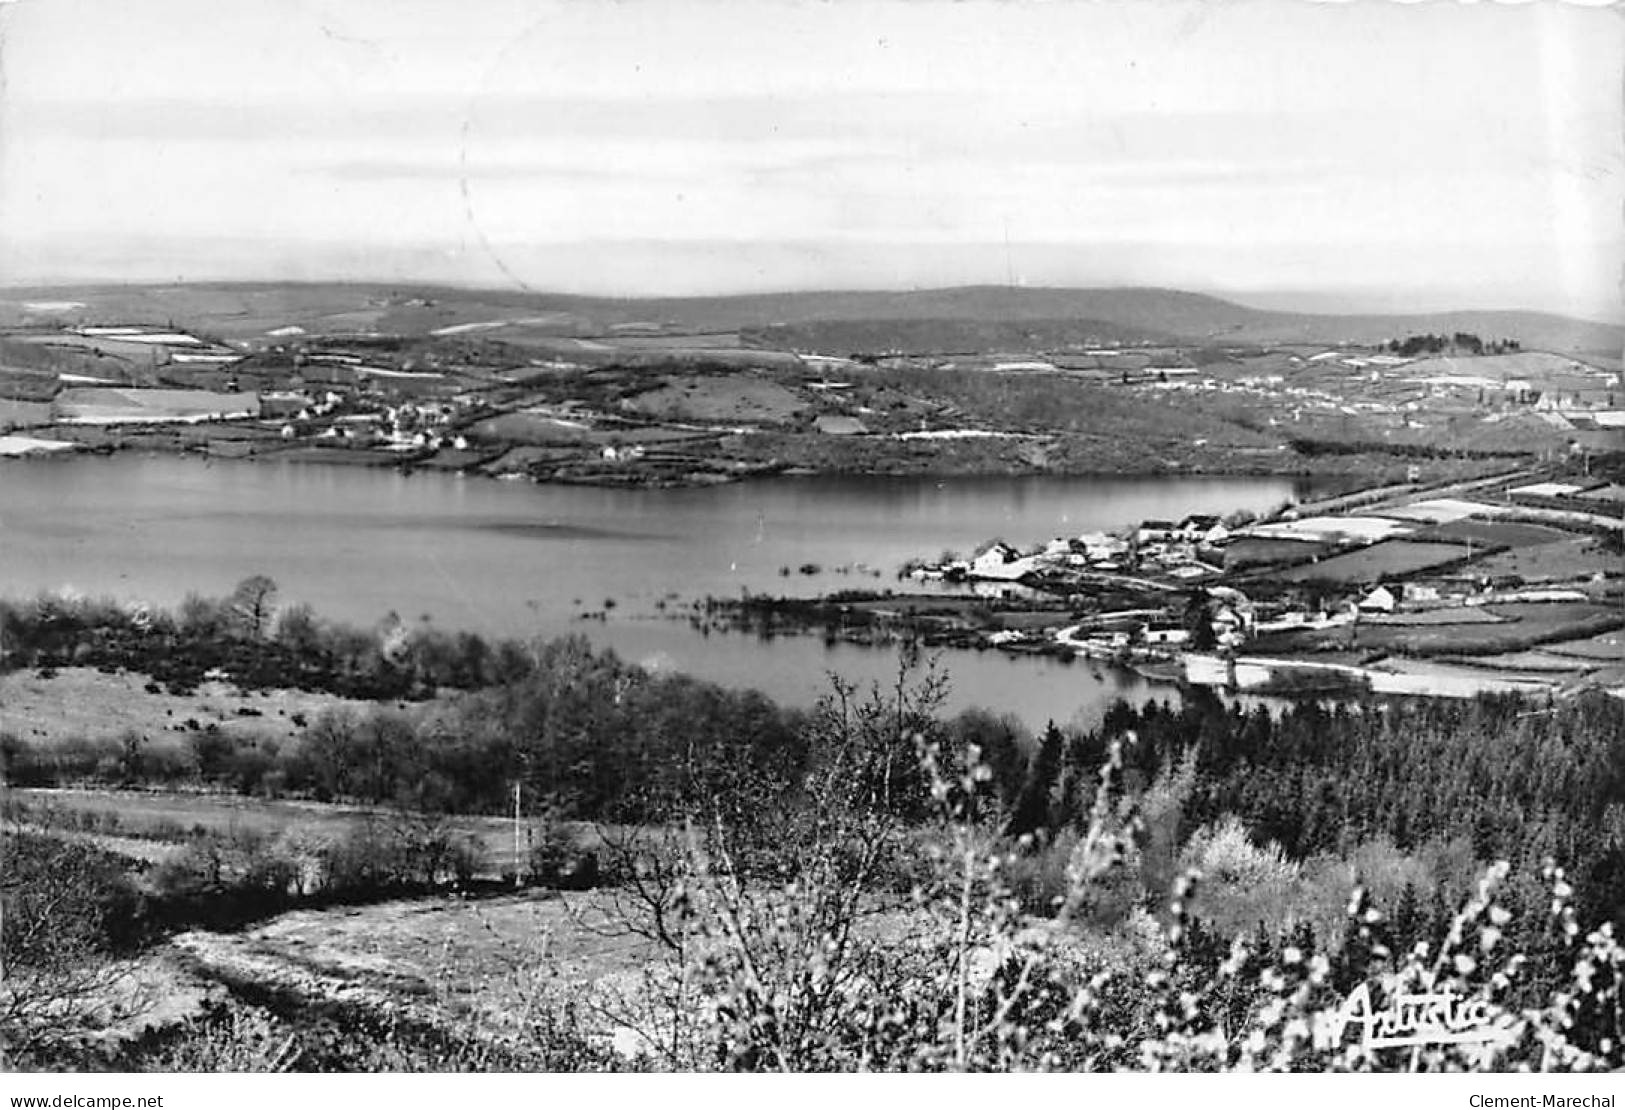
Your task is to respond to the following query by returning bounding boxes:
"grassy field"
[1355,601,1623,655]
[1251,599,1622,658]
[0,397,56,427]
[1274,539,1475,584]
[624,374,809,424]
[12,787,543,875]
[1542,629,1625,661]
[1414,519,1570,548]
[1365,607,1507,627]
[1466,537,1616,584]
[1482,600,1625,636]
[0,667,376,747]
[469,412,594,445]
[54,387,257,424]
[1224,537,1331,569]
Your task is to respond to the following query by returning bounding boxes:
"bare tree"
[1,829,151,1067]
[229,574,280,640]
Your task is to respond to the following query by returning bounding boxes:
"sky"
[0,0,1620,317]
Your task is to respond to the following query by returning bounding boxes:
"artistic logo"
[1313,983,1519,1052]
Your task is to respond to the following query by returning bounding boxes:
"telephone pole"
[512,779,523,887]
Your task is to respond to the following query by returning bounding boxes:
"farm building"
[1358,586,1397,614]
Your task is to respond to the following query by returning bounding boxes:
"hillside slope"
[0,283,1617,354]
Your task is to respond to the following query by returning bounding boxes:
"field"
[1273,539,1474,584]
[1481,601,1625,638]
[1356,600,1623,655]
[54,387,258,424]
[0,397,56,428]
[1452,650,1608,674]
[1542,629,1625,660]
[1575,484,1625,503]
[1249,598,1623,658]
[0,434,77,456]
[1223,537,1332,569]
[0,668,378,748]
[1465,537,1616,584]
[468,412,594,445]
[13,787,537,875]
[169,890,657,1049]
[1365,607,1507,626]
[596,332,743,349]
[623,374,809,424]
[1403,352,1600,384]
[1413,519,1569,548]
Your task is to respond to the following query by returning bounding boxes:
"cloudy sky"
[0,0,1619,316]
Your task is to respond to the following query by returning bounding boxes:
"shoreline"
[0,425,1449,494]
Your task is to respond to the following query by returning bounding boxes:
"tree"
[178,591,231,640]
[1182,588,1219,651]
[273,602,322,656]
[1008,721,1064,839]
[1,831,150,1067]
[229,575,279,640]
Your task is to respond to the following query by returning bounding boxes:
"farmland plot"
[12,787,542,876]
[624,375,809,424]
[1414,519,1570,548]
[1467,537,1617,584]
[0,667,372,747]
[1274,540,1475,584]
[1355,600,1624,655]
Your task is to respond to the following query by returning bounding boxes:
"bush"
[1182,817,1299,888]
[527,818,599,890]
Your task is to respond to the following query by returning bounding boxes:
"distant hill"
[0,282,1617,356]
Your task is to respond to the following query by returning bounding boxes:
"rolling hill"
[0,282,1617,356]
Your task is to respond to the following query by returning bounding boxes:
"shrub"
[1182,817,1299,888]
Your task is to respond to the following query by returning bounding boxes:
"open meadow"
[0,667,377,748]
[1273,538,1474,584]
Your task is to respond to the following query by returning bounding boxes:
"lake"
[0,454,1314,729]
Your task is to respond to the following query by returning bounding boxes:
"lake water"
[0,454,1314,729]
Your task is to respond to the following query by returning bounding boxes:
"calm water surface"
[0,454,1314,728]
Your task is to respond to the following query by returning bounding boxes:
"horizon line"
[0,277,1620,326]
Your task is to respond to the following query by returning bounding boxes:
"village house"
[970,541,1041,581]
[1136,520,1179,544]
[1403,582,1441,604]
[1178,514,1220,540]
[1141,625,1191,647]
[1358,585,1397,614]
[1075,531,1130,562]
[970,541,1020,576]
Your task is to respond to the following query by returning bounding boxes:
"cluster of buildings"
[945,512,1235,588]
[274,395,471,452]
[909,497,1601,664]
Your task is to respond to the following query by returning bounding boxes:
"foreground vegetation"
[3,586,1622,1071]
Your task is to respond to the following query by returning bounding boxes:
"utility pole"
[512,779,523,887]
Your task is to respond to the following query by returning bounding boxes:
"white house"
[971,541,1021,577]
[1358,585,1397,613]
[1077,531,1130,561]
